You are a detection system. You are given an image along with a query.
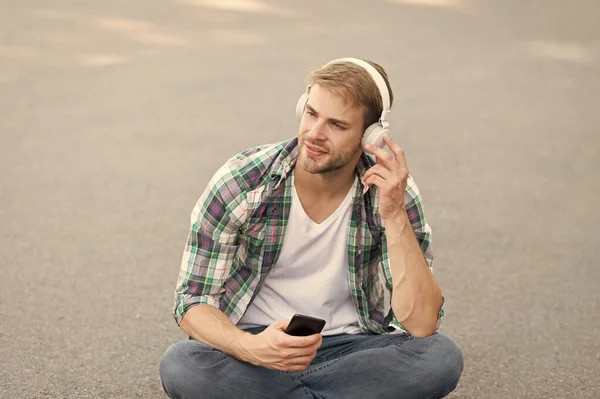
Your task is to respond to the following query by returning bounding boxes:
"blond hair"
[307,60,394,130]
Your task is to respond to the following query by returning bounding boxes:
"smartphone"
[284,314,326,336]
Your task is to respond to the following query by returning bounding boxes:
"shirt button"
[358,249,362,255]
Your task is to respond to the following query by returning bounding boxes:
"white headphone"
[296,57,391,149]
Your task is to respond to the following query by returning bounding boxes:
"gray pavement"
[1,1,599,398]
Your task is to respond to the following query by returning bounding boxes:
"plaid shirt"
[174,137,442,334]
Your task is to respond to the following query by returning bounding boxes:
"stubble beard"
[299,142,362,175]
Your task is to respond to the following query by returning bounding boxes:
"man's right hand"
[238,319,323,372]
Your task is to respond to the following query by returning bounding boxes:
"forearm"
[385,209,442,337]
[180,304,254,362]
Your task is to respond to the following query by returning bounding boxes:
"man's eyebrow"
[306,104,318,115]
[306,104,351,127]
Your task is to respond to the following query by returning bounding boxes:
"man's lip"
[305,143,327,154]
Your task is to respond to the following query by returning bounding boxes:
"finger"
[383,136,408,172]
[364,175,389,190]
[280,358,313,372]
[288,355,315,367]
[363,144,397,168]
[280,342,320,360]
[307,339,322,354]
[293,338,322,357]
[271,354,314,372]
[277,356,313,371]
[281,333,322,348]
[363,164,393,183]
[269,362,306,372]
[280,348,308,359]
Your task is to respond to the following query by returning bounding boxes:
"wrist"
[235,331,258,365]
[382,207,409,226]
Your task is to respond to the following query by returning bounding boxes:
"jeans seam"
[291,358,341,379]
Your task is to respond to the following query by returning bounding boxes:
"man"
[160,58,463,399]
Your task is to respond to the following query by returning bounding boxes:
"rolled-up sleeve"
[173,164,246,325]
[404,176,444,330]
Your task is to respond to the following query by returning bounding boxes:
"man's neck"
[294,163,357,200]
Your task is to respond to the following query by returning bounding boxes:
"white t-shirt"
[237,175,362,335]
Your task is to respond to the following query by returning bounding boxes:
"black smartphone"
[284,314,326,336]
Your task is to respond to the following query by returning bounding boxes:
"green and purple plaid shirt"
[174,137,442,334]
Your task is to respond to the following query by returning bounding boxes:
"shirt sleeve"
[173,163,247,325]
[404,176,445,330]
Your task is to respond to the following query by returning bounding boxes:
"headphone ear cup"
[296,92,309,119]
[362,123,390,149]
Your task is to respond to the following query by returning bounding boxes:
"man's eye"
[307,110,316,117]
[332,123,346,130]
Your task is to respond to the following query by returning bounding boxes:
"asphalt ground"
[1,0,599,398]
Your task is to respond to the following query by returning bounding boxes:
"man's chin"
[298,156,328,174]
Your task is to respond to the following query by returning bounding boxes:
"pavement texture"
[1,0,599,398]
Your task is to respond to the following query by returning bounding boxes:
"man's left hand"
[363,136,409,221]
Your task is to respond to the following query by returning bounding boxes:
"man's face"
[297,84,365,175]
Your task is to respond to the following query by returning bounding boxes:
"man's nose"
[308,119,327,141]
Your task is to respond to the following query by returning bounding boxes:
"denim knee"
[159,341,206,399]
[417,334,464,397]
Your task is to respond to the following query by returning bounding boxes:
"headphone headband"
[322,57,391,122]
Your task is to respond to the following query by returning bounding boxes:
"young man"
[160,58,463,399]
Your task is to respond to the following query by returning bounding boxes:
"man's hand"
[239,320,322,372]
[363,136,409,221]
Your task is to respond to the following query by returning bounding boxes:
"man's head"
[297,59,394,175]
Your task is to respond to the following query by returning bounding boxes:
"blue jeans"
[159,328,463,399]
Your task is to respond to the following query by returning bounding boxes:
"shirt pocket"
[237,223,265,269]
